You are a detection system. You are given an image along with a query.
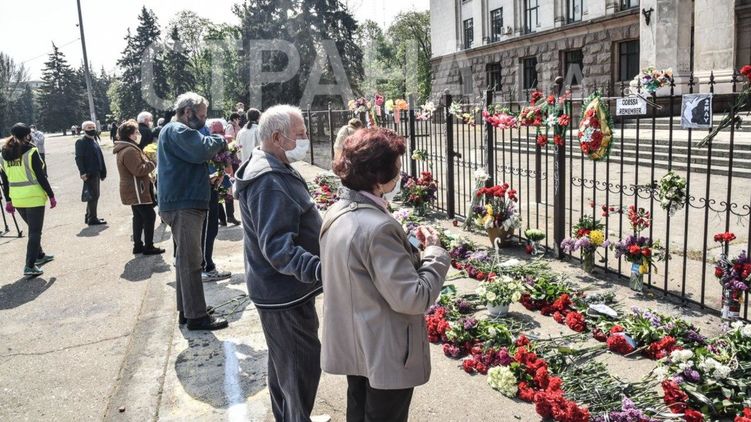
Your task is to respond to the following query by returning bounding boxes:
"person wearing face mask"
[1,123,57,277]
[75,121,107,226]
[113,119,164,256]
[320,127,450,422]
[157,92,228,331]
[233,105,328,422]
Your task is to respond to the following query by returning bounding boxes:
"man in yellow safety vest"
[1,123,57,277]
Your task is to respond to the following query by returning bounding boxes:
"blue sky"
[1,0,429,80]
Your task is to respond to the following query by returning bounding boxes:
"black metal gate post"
[445,92,456,218]
[306,110,315,165]
[408,94,417,179]
[485,89,495,186]
[553,77,566,258]
[327,103,335,162]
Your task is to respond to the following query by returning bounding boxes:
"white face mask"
[383,176,401,202]
[280,134,310,162]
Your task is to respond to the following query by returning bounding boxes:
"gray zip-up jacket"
[234,148,322,309]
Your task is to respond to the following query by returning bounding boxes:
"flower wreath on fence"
[578,91,615,161]
[658,171,688,217]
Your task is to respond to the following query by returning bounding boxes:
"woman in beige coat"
[113,120,164,255]
[320,128,450,421]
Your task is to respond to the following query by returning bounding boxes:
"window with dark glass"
[620,0,638,10]
[486,62,502,90]
[618,40,640,81]
[490,8,503,42]
[563,49,584,85]
[522,57,538,89]
[524,0,539,34]
[461,67,474,95]
[567,0,583,23]
[463,18,474,49]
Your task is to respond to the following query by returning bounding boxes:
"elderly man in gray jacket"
[234,105,325,422]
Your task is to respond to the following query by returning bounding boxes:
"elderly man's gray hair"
[257,105,303,143]
[174,92,210,116]
[136,111,153,124]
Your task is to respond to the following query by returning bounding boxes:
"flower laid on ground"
[471,183,521,232]
[712,232,749,319]
[477,275,525,307]
[401,171,438,215]
[658,171,687,217]
[525,228,545,255]
[487,365,518,397]
[578,91,613,161]
[612,206,665,286]
[308,172,340,211]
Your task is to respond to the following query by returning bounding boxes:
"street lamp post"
[76,0,98,128]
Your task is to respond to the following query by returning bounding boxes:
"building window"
[524,0,539,34]
[486,62,502,90]
[463,18,474,49]
[618,40,640,81]
[620,0,638,10]
[490,8,503,42]
[567,0,584,23]
[563,49,584,86]
[522,57,538,90]
[459,67,474,95]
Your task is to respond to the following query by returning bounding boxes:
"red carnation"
[662,379,689,413]
[534,366,550,389]
[557,114,570,127]
[537,134,548,147]
[735,408,751,422]
[515,335,531,347]
[646,336,679,360]
[553,311,565,324]
[590,118,601,129]
[580,142,590,154]
[565,311,587,332]
[530,91,543,106]
[684,409,704,422]
[609,325,625,334]
[628,245,642,256]
[607,334,635,355]
[547,376,563,392]
[547,95,555,105]
[592,328,608,342]
[462,359,476,373]
[552,293,571,312]
[475,361,488,375]
[476,271,486,281]
[540,305,554,316]
[741,65,751,82]
[641,247,652,257]
[553,134,564,146]
[518,381,536,402]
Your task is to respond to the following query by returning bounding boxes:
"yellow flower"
[485,204,494,217]
[589,230,605,246]
[639,260,649,274]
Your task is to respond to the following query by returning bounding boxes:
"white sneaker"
[310,415,331,422]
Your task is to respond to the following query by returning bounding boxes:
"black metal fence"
[301,72,751,319]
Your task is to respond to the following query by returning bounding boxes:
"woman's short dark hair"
[333,128,406,191]
[229,112,241,121]
[246,108,261,128]
[118,119,139,142]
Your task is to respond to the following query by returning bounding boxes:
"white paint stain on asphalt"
[223,339,249,422]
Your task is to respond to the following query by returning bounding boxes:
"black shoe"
[187,315,228,331]
[178,306,215,325]
[142,245,165,255]
[88,219,107,226]
[133,243,144,254]
[228,217,241,226]
[218,220,228,227]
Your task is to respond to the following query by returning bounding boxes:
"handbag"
[81,182,93,202]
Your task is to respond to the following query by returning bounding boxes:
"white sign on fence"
[616,96,647,116]
[681,93,713,129]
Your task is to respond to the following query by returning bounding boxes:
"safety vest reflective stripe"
[2,148,46,208]
[8,151,38,187]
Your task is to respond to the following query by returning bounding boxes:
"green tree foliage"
[13,85,35,125]
[164,26,196,99]
[37,44,82,132]
[114,7,168,119]
[233,0,363,109]
[0,52,30,136]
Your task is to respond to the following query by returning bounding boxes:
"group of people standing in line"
[2,91,452,421]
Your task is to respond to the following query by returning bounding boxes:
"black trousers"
[257,299,321,422]
[83,176,101,223]
[17,206,46,268]
[131,204,156,246]
[200,189,219,272]
[346,376,414,422]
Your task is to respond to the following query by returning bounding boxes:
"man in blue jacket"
[158,92,228,331]
[234,105,324,421]
[75,121,107,225]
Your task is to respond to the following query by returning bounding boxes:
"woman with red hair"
[319,127,450,421]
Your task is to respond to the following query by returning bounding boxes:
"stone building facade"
[430,0,751,102]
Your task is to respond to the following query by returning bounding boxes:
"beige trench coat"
[319,188,450,389]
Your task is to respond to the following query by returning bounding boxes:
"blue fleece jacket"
[234,148,322,309]
[156,122,226,212]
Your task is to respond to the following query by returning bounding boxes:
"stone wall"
[431,11,639,102]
